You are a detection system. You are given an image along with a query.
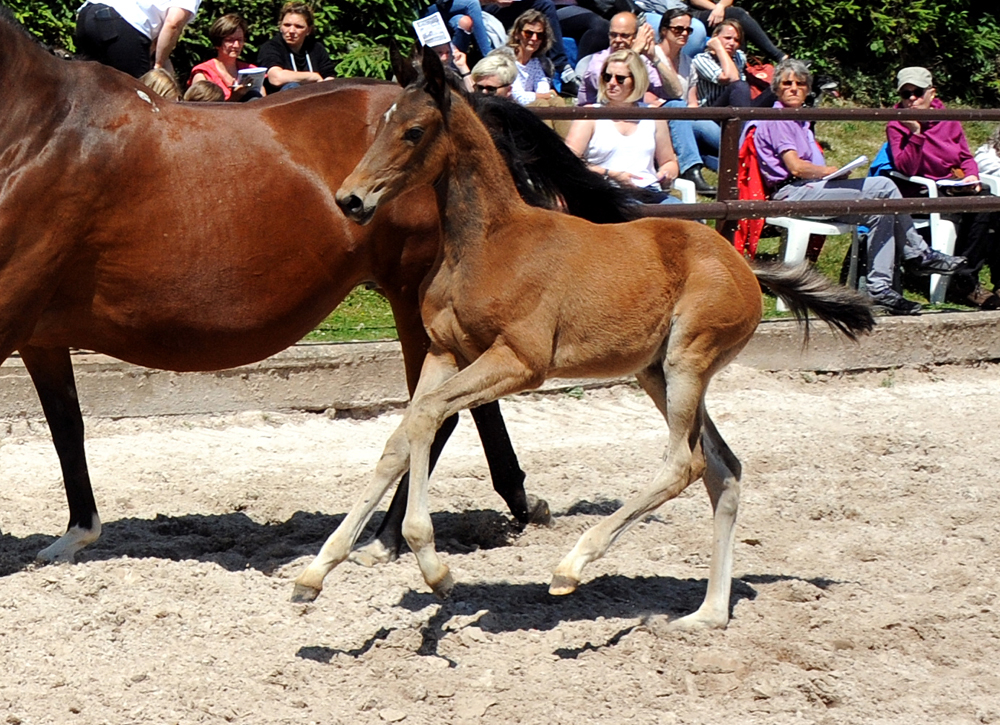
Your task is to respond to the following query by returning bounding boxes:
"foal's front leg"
[292,421,414,602]
[400,345,540,597]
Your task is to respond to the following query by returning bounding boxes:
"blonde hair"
[471,54,517,86]
[139,68,181,101]
[184,80,226,102]
[597,49,647,104]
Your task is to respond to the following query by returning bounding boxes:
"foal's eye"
[403,127,424,143]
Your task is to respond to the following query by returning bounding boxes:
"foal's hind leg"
[669,411,742,631]
[19,346,102,562]
[550,363,708,595]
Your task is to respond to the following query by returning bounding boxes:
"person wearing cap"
[888,66,1000,309]
[751,59,966,316]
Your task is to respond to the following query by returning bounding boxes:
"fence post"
[715,114,743,241]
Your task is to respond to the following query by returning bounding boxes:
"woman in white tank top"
[564,49,679,203]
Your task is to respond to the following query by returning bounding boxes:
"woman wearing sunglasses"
[750,59,965,316]
[887,66,1000,308]
[499,10,556,105]
[470,54,516,98]
[564,49,680,204]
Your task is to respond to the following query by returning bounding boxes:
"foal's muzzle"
[335,191,376,226]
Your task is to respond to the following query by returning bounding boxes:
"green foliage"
[742,0,1000,106]
[8,0,421,80]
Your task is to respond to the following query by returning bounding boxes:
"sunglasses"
[474,83,510,95]
[667,26,694,36]
[521,29,545,39]
[899,86,926,100]
[602,72,632,84]
[780,79,808,88]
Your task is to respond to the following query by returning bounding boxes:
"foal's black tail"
[752,262,875,342]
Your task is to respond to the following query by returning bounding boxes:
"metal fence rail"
[532,105,1000,233]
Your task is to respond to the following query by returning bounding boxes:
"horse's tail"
[752,261,875,342]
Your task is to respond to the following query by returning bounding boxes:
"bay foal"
[294,49,873,630]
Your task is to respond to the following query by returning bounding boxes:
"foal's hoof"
[548,574,579,596]
[526,495,553,527]
[348,539,399,568]
[430,569,455,600]
[291,583,322,603]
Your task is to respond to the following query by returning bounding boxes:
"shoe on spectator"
[947,281,1000,309]
[680,165,717,196]
[904,249,966,276]
[560,65,579,97]
[868,288,921,316]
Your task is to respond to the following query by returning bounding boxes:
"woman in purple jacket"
[888,66,1000,308]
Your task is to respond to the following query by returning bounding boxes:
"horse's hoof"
[348,539,399,568]
[291,583,322,603]
[549,574,579,596]
[526,495,553,527]
[664,611,729,633]
[430,569,455,600]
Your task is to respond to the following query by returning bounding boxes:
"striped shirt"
[690,49,746,107]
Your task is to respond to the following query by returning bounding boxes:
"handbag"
[745,57,774,100]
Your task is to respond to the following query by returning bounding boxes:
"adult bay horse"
[293,49,875,631]
[0,7,572,564]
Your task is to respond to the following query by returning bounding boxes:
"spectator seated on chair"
[975,125,1000,177]
[183,79,225,102]
[492,10,558,105]
[688,19,774,109]
[256,2,335,94]
[631,0,786,63]
[745,58,965,316]
[651,7,718,195]
[470,53,517,97]
[888,66,1000,309]
[189,14,264,101]
[140,67,181,100]
[577,11,663,105]
[482,0,580,95]
[564,49,681,205]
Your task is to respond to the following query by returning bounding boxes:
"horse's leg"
[550,358,709,597]
[669,410,742,631]
[292,413,415,601]
[18,345,101,562]
[348,414,458,567]
[470,402,550,525]
[401,345,540,597]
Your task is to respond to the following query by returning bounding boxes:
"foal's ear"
[421,45,451,115]
[390,42,418,88]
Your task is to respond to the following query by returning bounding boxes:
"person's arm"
[779,149,839,179]
[886,121,927,177]
[153,6,193,72]
[564,119,636,184]
[451,49,475,92]
[705,37,739,84]
[651,46,683,100]
[266,67,323,86]
[686,77,699,107]
[653,119,679,184]
[190,71,208,85]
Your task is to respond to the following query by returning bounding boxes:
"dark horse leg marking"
[19,346,101,561]
[350,401,550,567]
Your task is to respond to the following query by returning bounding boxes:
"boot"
[680,165,717,196]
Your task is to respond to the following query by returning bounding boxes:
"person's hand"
[608,169,641,186]
[901,120,922,134]
[633,23,655,58]
[706,36,725,56]
[452,48,470,75]
[708,5,725,26]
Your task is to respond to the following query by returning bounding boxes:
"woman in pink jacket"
[888,66,1000,308]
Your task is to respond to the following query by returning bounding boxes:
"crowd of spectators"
[72,0,1000,316]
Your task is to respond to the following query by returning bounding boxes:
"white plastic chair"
[888,171,958,304]
[764,216,854,311]
[671,177,696,203]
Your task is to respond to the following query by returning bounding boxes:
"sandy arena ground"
[2,362,1000,724]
